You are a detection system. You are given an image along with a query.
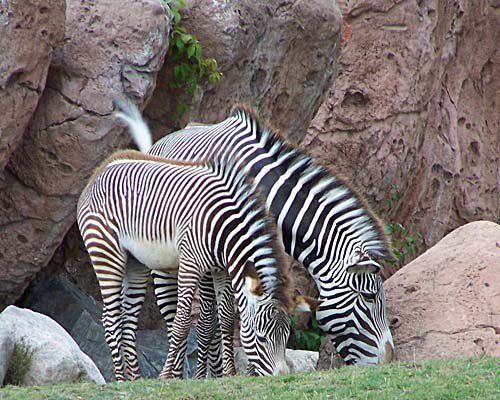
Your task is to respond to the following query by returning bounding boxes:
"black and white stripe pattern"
[77,150,293,380]
[145,106,395,366]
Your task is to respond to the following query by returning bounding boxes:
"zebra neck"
[233,138,386,277]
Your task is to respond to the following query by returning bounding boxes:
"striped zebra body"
[143,106,395,366]
[77,150,296,380]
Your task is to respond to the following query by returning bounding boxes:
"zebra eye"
[361,292,377,301]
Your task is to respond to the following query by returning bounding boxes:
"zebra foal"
[77,147,312,380]
[116,102,396,368]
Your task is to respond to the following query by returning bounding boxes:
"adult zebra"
[77,149,312,380]
[116,102,395,367]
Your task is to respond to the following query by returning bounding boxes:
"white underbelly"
[121,235,179,271]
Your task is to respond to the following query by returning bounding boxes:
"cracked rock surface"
[385,221,500,361]
[0,0,170,305]
[304,0,500,264]
[145,0,343,144]
[0,0,66,172]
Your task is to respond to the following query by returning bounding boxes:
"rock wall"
[304,0,500,263]
[145,0,342,144]
[0,0,66,172]
[48,0,343,328]
[0,0,343,310]
[0,0,170,306]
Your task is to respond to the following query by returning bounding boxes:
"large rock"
[21,276,198,381]
[0,0,170,306]
[234,347,319,375]
[0,327,15,384]
[304,1,500,263]
[0,0,66,172]
[385,221,500,361]
[145,0,343,144]
[0,306,105,386]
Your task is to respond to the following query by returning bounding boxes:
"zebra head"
[239,277,318,376]
[239,276,292,376]
[316,244,394,366]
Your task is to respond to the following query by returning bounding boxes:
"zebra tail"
[113,98,153,153]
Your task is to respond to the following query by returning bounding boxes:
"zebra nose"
[382,340,395,363]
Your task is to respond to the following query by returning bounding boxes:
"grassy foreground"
[1,356,499,400]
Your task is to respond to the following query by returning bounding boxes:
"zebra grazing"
[116,102,395,367]
[77,149,313,380]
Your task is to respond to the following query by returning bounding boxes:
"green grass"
[1,357,499,400]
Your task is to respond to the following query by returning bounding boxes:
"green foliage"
[287,315,325,352]
[387,221,416,267]
[387,184,402,211]
[163,0,222,118]
[4,341,34,386]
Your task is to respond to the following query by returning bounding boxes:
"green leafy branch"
[386,221,416,267]
[164,0,222,117]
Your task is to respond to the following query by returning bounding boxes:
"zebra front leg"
[195,272,223,378]
[159,259,200,379]
[212,271,237,376]
[120,258,150,380]
[151,270,184,377]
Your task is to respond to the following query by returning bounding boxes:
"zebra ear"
[243,276,264,302]
[346,261,381,275]
[346,250,381,274]
[293,295,323,314]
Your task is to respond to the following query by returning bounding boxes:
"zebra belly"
[121,236,179,271]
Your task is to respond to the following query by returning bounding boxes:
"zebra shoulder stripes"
[77,148,312,380]
[129,103,396,365]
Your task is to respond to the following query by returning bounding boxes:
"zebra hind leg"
[195,272,223,378]
[120,256,150,380]
[89,249,128,381]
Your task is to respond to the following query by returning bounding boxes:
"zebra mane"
[230,104,394,262]
[87,150,200,186]
[205,153,294,311]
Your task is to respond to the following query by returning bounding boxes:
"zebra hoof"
[159,372,172,380]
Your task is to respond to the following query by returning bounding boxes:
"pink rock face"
[0,0,66,172]
[385,221,500,361]
[145,0,343,144]
[0,0,170,305]
[304,1,500,259]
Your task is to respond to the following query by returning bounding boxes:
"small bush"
[287,315,325,352]
[4,341,34,386]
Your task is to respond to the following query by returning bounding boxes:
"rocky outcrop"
[21,276,198,381]
[0,0,170,306]
[304,1,500,263]
[0,0,66,172]
[0,306,105,386]
[385,221,500,362]
[145,0,343,144]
